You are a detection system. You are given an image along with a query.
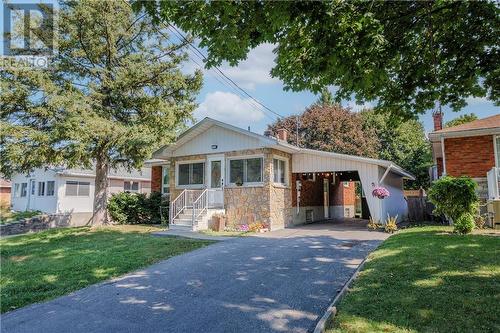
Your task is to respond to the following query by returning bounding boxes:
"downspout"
[441,136,447,176]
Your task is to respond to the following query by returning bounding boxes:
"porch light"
[211,144,218,149]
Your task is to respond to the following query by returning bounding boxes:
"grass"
[0,210,42,224]
[326,226,500,333]
[0,224,214,313]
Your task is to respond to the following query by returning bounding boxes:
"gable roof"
[152,117,414,179]
[429,114,500,140]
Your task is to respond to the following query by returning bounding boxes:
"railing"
[487,167,500,199]
[170,189,187,223]
[192,189,208,221]
[169,189,217,225]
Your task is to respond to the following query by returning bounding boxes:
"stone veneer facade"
[168,148,293,230]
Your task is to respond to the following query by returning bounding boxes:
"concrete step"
[169,223,194,232]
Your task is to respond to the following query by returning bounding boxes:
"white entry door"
[207,155,225,208]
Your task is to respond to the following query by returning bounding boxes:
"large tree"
[138,0,499,118]
[445,113,478,128]
[268,104,380,158]
[1,0,202,224]
[360,111,432,189]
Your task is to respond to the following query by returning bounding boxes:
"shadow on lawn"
[0,227,212,313]
[330,228,500,332]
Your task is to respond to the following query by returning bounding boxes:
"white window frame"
[161,165,170,194]
[272,155,289,187]
[65,181,90,197]
[38,181,45,196]
[227,154,264,187]
[20,183,27,197]
[13,183,20,197]
[46,181,55,196]
[494,135,500,168]
[124,180,140,193]
[175,159,206,189]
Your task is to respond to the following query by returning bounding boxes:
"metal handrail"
[192,189,208,222]
[170,189,187,224]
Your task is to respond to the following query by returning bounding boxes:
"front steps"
[170,208,225,231]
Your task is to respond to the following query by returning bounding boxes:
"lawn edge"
[313,236,387,333]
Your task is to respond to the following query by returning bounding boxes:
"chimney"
[277,128,288,141]
[433,112,443,131]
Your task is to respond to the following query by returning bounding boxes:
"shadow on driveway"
[2,222,388,333]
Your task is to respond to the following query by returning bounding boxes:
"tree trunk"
[92,155,109,225]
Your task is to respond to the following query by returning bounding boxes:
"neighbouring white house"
[10,166,151,225]
[149,117,414,231]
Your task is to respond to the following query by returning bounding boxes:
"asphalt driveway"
[1,220,388,333]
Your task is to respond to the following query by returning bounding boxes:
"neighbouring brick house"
[429,113,500,199]
[149,118,413,231]
[0,179,11,208]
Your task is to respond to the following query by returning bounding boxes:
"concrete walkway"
[1,220,388,333]
[152,229,234,241]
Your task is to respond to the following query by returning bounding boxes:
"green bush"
[427,176,478,222]
[108,192,168,224]
[454,212,475,234]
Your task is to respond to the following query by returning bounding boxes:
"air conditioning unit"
[486,200,500,229]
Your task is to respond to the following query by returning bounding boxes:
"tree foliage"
[360,111,432,189]
[268,106,431,188]
[316,87,334,106]
[138,0,500,118]
[427,176,479,223]
[268,104,380,158]
[445,113,478,128]
[1,0,202,224]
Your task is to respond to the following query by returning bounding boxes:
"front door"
[207,155,224,208]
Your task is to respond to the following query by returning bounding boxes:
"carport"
[291,148,414,225]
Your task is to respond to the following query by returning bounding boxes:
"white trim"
[441,136,447,176]
[429,127,500,141]
[494,135,500,168]
[272,155,289,186]
[226,154,264,186]
[161,165,170,194]
[175,159,206,189]
[207,154,225,189]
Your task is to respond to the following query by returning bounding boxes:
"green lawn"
[327,226,500,333]
[0,225,214,313]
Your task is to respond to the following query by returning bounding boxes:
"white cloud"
[465,96,489,105]
[194,91,266,127]
[219,43,280,90]
[346,101,373,112]
[182,43,279,90]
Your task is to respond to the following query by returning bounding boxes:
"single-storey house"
[10,166,151,225]
[150,118,414,231]
[429,113,500,199]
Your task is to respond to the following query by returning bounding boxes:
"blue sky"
[188,43,499,135]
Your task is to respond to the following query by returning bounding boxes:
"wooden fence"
[406,189,436,222]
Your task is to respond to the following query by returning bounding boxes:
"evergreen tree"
[1,0,202,224]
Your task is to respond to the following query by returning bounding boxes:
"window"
[273,158,287,185]
[31,181,36,195]
[14,183,20,197]
[229,157,263,185]
[20,183,27,197]
[162,166,170,194]
[124,181,140,192]
[177,162,205,186]
[46,181,55,196]
[38,181,45,196]
[65,181,90,196]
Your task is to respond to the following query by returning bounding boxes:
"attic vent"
[305,210,314,223]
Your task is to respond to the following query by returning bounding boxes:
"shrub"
[108,192,168,224]
[454,213,475,234]
[367,217,378,230]
[427,176,478,223]
[384,215,398,234]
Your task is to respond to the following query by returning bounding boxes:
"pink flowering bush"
[372,186,390,199]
